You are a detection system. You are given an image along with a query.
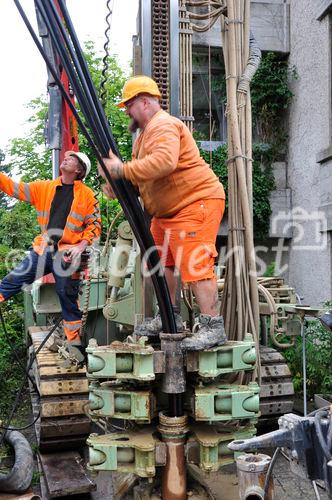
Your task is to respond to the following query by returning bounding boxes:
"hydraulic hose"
[0,431,34,493]
[34,0,177,336]
[238,31,262,94]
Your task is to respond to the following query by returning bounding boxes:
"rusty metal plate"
[41,396,88,418]
[40,378,89,396]
[259,399,294,416]
[260,382,294,399]
[261,364,292,379]
[40,416,91,438]
[39,451,95,497]
[259,347,286,363]
[39,365,86,377]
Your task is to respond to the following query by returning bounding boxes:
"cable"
[34,0,177,334]
[263,447,280,500]
[0,307,40,397]
[0,318,62,439]
[314,410,332,461]
[101,208,123,258]
[100,0,113,107]
[312,480,321,500]
[13,0,103,165]
[308,405,331,417]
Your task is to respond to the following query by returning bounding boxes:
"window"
[192,47,227,142]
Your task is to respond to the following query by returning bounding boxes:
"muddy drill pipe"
[160,333,187,499]
[159,412,188,500]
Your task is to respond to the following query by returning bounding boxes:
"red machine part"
[54,0,79,164]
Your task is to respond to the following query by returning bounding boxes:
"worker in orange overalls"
[0,151,101,363]
[99,76,226,351]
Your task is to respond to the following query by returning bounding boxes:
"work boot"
[58,341,86,368]
[46,327,66,353]
[135,311,184,336]
[181,314,226,351]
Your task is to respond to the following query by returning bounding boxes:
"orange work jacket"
[123,109,225,218]
[0,173,101,255]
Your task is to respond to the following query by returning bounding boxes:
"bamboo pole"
[220,0,260,381]
[186,0,261,378]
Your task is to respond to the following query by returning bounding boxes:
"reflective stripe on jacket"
[0,173,101,255]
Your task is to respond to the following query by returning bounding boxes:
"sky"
[0,0,139,149]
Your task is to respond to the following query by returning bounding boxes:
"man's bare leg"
[190,278,219,316]
[181,277,226,351]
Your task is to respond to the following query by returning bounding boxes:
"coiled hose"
[0,430,34,493]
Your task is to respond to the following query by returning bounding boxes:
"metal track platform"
[259,345,294,417]
[28,327,91,452]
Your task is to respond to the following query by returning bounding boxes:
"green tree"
[0,150,12,209]
[7,42,132,190]
[0,202,38,249]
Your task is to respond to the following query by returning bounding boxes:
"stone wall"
[287,0,332,305]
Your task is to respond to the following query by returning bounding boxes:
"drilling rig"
[17,0,306,498]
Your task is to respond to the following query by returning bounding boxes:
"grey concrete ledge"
[317,0,332,21]
[319,203,332,231]
[316,144,332,163]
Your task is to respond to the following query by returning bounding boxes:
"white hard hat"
[66,150,91,178]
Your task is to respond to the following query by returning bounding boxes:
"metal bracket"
[88,383,157,423]
[193,382,260,421]
[186,423,257,472]
[87,428,166,478]
[186,333,256,378]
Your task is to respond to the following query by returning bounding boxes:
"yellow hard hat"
[117,75,161,108]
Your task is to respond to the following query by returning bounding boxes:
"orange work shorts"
[150,198,225,283]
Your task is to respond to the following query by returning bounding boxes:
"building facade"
[135,0,332,306]
[286,0,332,305]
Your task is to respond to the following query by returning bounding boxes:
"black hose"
[0,317,62,437]
[263,447,280,500]
[0,308,40,398]
[327,413,332,454]
[314,410,332,461]
[0,430,34,493]
[33,0,177,335]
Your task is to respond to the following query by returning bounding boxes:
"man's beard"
[129,118,139,133]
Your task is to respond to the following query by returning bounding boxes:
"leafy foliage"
[8,98,51,181]
[283,318,332,398]
[251,52,297,153]
[0,203,38,249]
[200,143,275,239]
[0,151,11,209]
[0,244,26,415]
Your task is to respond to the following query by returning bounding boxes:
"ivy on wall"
[197,52,297,239]
[200,143,275,240]
[251,52,297,155]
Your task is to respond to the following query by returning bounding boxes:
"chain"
[100,0,113,107]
